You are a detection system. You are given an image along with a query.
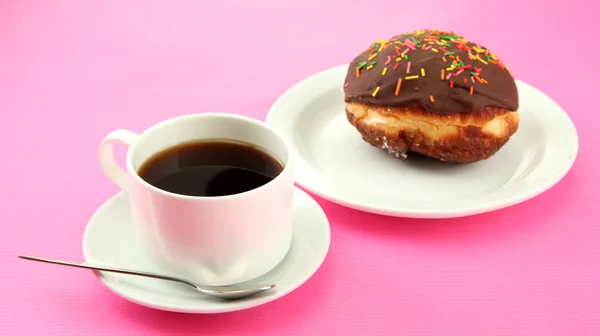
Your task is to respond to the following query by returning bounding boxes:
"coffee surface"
[138,140,283,197]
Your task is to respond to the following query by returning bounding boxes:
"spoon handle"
[18,254,200,290]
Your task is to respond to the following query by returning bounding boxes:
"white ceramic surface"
[82,188,330,314]
[98,113,295,286]
[266,65,578,218]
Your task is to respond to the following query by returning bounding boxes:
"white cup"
[98,113,295,286]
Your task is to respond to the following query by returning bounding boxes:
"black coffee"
[138,140,283,197]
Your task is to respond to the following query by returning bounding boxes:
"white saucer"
[266,64,578,218]
[82,187,330,314]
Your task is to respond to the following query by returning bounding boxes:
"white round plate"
[82,187,331,314]
[266,64,578,218]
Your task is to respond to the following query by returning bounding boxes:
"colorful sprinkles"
[372,86,381,97]
[349,29,510,101]
[395,78,402,96]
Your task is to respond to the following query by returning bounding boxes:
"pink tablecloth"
[2,1,599,335]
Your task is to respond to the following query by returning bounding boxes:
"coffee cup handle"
[98,130,139,191]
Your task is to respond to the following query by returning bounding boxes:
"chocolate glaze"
[344,29,519,114]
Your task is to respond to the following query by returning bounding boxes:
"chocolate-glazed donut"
[343,29,519,164]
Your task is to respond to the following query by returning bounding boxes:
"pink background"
[2,1,599,335]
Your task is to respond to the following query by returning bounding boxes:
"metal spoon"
[18,255,275,300]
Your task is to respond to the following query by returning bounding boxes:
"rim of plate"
[266,64,579,218]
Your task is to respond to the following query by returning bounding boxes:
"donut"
[343,29,519,164]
